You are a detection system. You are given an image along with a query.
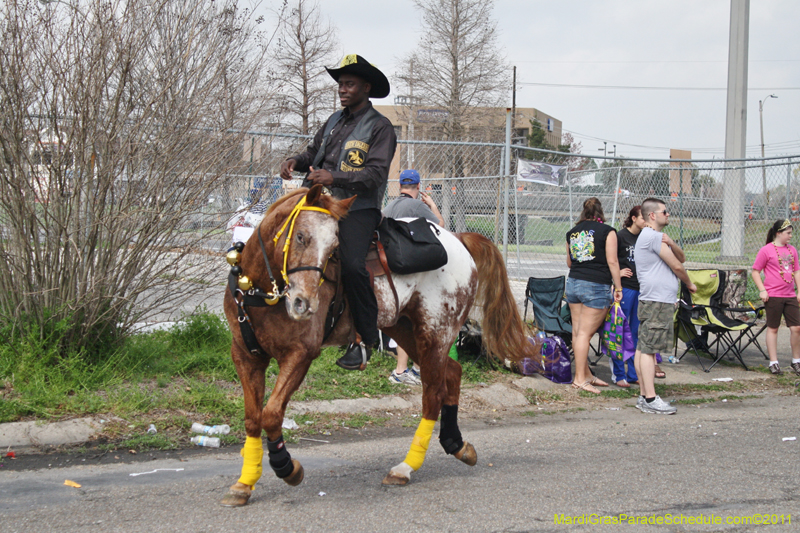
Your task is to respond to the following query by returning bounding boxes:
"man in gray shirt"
[382,169,444,227]
[634,197,697,415]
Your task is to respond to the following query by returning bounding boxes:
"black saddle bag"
[377,217,448,274]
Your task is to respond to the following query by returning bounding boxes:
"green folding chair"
[676,270,752,372]
[715,269,768,361]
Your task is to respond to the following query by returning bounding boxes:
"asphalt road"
[2,394,799,533]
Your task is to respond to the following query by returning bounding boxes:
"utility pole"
[511,66,516,135]
[598,141,607,157]
[409,59,415,168]
[760,94,777,221]
[721,0,749,260]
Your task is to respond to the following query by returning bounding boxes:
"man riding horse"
[279,54,396,371]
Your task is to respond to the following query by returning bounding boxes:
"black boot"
[336,342,372,371]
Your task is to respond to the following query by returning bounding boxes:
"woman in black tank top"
[565,198,623,394]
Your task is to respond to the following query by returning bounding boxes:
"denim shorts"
[565,277,613,310]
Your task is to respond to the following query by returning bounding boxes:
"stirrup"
[336,342,371,371]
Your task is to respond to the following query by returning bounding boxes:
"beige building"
[373,105,563,195]
[375,105,561,146]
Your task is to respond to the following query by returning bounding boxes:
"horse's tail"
[458,232,539,363]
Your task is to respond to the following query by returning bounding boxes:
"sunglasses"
[655,209,669,216]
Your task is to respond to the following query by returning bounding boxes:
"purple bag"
[520,335,573,384]
[600,303,636,362]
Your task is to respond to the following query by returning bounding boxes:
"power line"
[518,82,800,91]
[562,128,800,155]
[514,59,800,64]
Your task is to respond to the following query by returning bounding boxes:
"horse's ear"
[305,184,324,206]
[338,195,356,213]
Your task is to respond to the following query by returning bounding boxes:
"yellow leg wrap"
[403,418,436,471]
[237,436,264,489]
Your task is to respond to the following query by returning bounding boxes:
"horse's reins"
[228,196,334,355]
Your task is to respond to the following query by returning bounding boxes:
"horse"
[220,184,539,506]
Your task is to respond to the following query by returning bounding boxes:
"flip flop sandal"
[588,375,609,387]
[571,380,601,394]
[654,365,666,379]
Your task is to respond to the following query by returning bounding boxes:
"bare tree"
[273,0,340,135]
[398,0,508,232]
[401,0,508,140]
[0,0,276,355]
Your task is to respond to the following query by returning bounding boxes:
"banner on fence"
[568,171,598,187]
[517,159,565,186]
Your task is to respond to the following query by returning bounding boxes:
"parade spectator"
[382,169,445,385]
[613,206,644,387]
[634,198,695,415]
[565,197,623,394]
[751,219,800,375]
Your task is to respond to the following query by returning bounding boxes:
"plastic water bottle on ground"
[191,423,230,435]
[668,355,680,364]
[190,436,220,448]
[147,424,157,434]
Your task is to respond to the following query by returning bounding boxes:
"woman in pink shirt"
[751,219,800,375]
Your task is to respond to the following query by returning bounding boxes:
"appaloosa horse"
[220,184,538,506]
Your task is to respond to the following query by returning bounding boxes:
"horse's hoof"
[283,459,304,486]
[220,485,251,507]
[454,441,477,466]
[382,472,410,486]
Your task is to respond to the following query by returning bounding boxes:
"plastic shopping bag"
[600,303,635,362]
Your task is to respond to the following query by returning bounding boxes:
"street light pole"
[598,141,607,157]
[760,94,777,221]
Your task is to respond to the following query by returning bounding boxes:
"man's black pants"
[338,208,381,347]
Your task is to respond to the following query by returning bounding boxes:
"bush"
[168,307,231,353]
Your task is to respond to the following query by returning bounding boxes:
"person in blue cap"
[383,169,445,384]
[280,54,397,371]
[383,169,444,227]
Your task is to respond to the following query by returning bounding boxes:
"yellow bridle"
[273,196,333,287]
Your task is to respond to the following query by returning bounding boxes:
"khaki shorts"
[638,300,676,354]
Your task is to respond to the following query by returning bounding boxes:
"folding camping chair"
[524,276,603,365]
[717,269,768,360]
[524,276,572,343]
[675,269,754,372]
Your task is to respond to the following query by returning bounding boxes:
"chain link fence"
[215,131,800,284]
[13,127,799,321]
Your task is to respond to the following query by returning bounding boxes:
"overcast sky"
[262,0,800,161]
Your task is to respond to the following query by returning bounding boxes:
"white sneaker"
[639,395,677,415]
[389,369,421,385]
[635,396,645,411]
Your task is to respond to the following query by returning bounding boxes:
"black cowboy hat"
[326,54,390,99]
